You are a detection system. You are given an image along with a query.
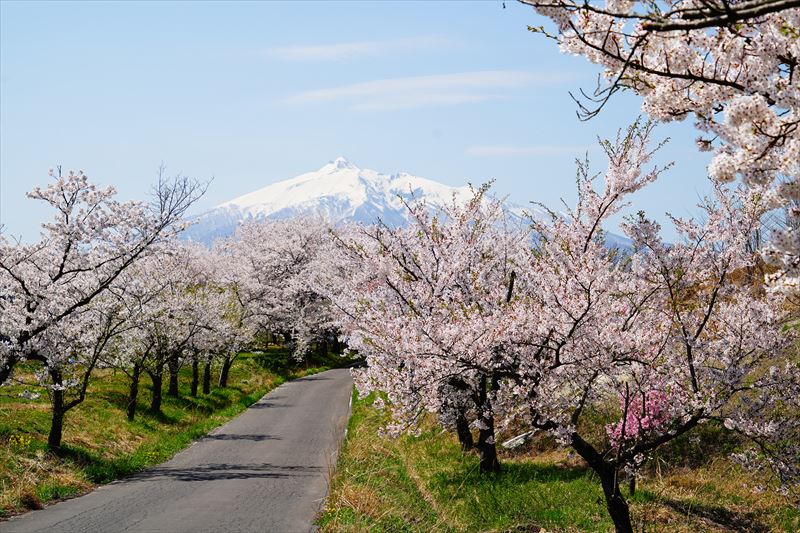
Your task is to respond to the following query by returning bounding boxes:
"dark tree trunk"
[571,433,633,533]
[0,357,15,386]
[167,354,180,397]
[455,411,474,452]
[49,403,65,451]
[127,362,142,421]
[331,335,342,354]
[476,375,500,473]
[148,367,164,414]
[218,355,232,388]
[48,368,65,450]
[191,357,199,397]
[477,416,500,473]
[203,360,212,394]
[599,468,633,533]
[629,473,636,496]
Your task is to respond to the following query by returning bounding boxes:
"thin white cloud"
[352,93,500,112]
[285,70,574,111]
[466,145,592,157]
[264,36,451,61]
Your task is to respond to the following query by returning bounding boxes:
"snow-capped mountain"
[183,157,533,243]
[182,156,631,249]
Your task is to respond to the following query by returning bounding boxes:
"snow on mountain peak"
[216,158,470,215]
[329,156,356,170]
[184,158,489,243]
[183,158,635,250]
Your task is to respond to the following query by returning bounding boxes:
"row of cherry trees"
[0,138,795,531]
[0,171,337,451]
[326,122,798,532]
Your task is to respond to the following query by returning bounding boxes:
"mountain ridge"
[182,157,630,249]
[183,157,530,243]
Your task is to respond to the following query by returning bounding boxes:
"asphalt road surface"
[4,368,353,533]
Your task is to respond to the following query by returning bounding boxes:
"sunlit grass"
[0,347,337,517]
[319,393,800,532]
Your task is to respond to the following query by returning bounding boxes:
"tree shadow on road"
[248,397,292,409]
[201,433,281,442]
[291,375,334,382]
[125,462,323,482]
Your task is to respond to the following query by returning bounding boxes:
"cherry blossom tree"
[502,121,794,532]
[329,189,531,473]
[229,216,336,361]
[97,243,250,419]
[520,0,800,292]
[96,244,209,418]
[198,246,254,390]
[27,294,133,449]
[105,262,165,421]
[135,245,222,412]
[0,168,204,387]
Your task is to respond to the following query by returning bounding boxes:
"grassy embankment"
[319,392,799,532]
[0,346,343,517]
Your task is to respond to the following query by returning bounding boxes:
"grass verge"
[0,347,338,518]
[319,393,800,532]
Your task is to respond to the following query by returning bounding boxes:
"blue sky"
[1,0,714,241]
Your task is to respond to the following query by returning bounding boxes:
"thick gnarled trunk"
[571,433,633,533]
[599,469,633,533]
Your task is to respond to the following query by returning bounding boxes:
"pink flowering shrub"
[607,389,673,448]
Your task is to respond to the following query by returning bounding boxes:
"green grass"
[0,346,344,517]
[319,393,800,532]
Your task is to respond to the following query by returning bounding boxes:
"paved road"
[4,368,353,533]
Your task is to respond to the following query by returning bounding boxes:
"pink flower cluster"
[607,389,673,447]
